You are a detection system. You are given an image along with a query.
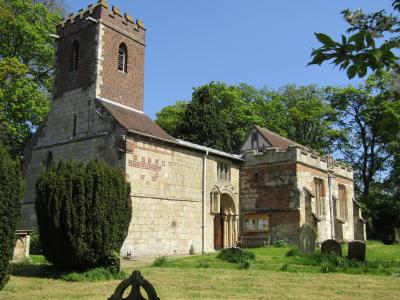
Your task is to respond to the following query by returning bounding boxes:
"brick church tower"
[21,0,152,229]
[54,0,146,110]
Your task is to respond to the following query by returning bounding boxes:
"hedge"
[0,144,23,290]
[35,160,131,270]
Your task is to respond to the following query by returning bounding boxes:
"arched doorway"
[214,192,237,249]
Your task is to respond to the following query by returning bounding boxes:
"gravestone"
[348,240,366,261]
[108,270,160,300]
[395,227,400,244]
[321,239,342,256]
[297,224,316,255]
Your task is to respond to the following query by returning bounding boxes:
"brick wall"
[241,163,298,210]
[241,146,358,245]
[240,161,300,244]
[54,17,99,99]
[98,7,145,111]
[54,3,145,110]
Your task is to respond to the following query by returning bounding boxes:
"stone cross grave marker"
[348,240,366,261]
[297,224,316,255]
[108,270,160,300]
[321,239,342,256]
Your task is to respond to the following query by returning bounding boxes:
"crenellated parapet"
[57,0,145,41]
[243,146,297,166]
[243,144,353,179]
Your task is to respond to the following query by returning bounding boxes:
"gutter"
[202,150,209,254]
[125,130,243,161]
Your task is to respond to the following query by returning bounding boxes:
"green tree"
[32,0,68,16]
[35,160,131,270]
[167,82,266,152]
[0,143,23,290]
[178,82,234,152]
[155,83,340,154]
[309,0,400,78]
[308,0,400,242]
[0,0,60,155]
[265,85,342,153]
[155,101,188,138]
[327,74,400,241]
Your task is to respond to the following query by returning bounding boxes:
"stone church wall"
[21,86,121,229]
[240,146,356,245]
[296,150,355,243]
[240,151,300,244]
[121,136,240,257]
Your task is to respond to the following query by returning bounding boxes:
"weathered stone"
[394,227,400,244]
[348,240,366,261]
[297,224,316,255]
[108,270,159,300]
[321,239,342,256]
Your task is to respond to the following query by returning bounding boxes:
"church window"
[70,40,79,71]
[338,185,348,220]
[118,43,128,73]
[217,162,230,181]
[314,178,324,216]
[251,131,259,149]
[46,151,53,169]
[73,114,77,137]
[254,172,259,183]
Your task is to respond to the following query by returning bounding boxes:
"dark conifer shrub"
[35,160,131,270]
[0,145,23,290]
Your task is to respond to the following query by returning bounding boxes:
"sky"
[67,0,393,119]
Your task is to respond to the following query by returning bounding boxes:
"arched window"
[251,131,259,149]
[71,40,79,71]
[254,172,259,183]
[118,43,127,73]
[72,114,77,137]
[46,151,53,169]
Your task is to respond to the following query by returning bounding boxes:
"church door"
[214,214,223,249]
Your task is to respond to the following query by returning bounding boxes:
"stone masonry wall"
[296,149,355,243]
[241,146,357,245]
[21,87,121,229]
[241,148,300,244]
[121,136,240,257]
[296,163,331,242]
[240,159,300,244]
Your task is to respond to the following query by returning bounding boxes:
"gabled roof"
[97,98,242,161]
[254,125,300,150]
[98,98,175,142]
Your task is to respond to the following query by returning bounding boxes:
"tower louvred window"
[71,40,79,71]
[118,43,128,73]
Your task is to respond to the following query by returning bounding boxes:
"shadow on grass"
[11,262,128,282]
[11,263,69,279]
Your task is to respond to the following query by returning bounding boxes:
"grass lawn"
[1,241,399,299]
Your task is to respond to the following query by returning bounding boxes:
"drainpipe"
[328,173,335,239]
[202,150,209,254]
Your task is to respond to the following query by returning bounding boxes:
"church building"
[21,0,365,258]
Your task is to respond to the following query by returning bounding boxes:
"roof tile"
[99,100,175,142]
[255,126,300,150]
